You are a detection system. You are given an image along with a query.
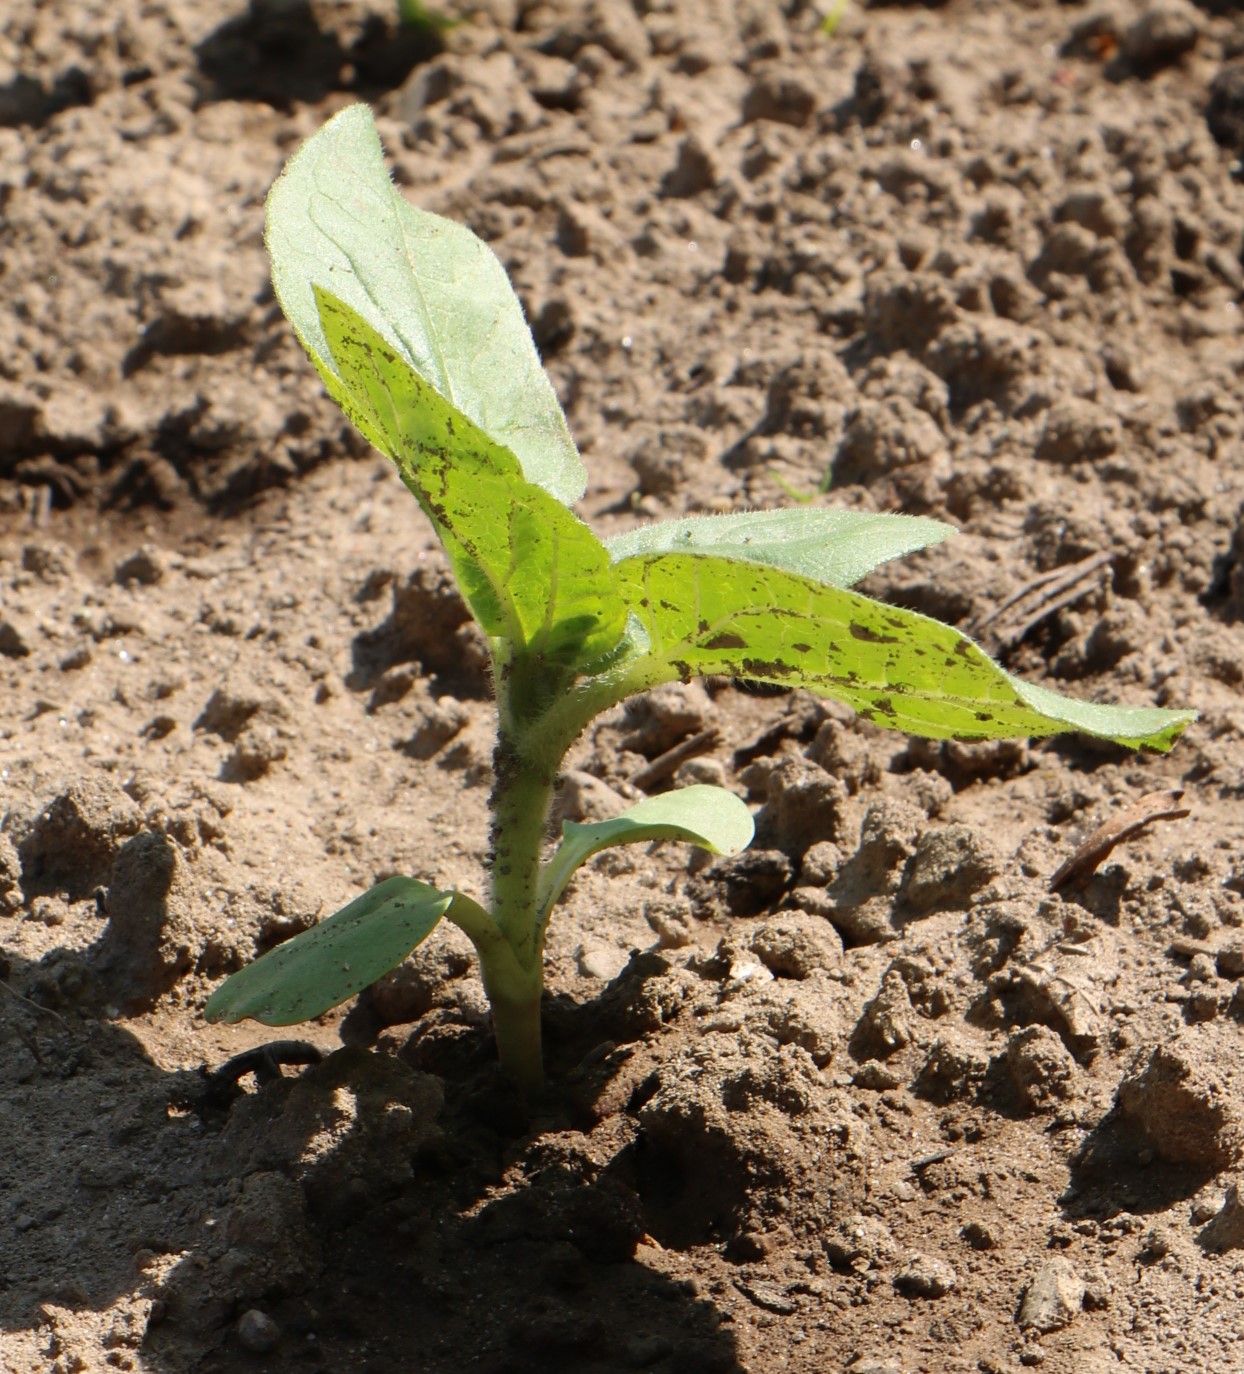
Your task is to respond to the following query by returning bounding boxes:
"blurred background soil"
[3,0,1244,1370]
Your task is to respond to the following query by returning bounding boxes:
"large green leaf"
[538,785,755,918]
[204,877,453,1026]
[613,552,1195,751]
[317,289,627,669]
[266,103,584,506]
[605,508,955,588]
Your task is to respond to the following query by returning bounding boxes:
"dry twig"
[1049,789,1190,891]
[630,727,722,790]
[972,551,1113,654]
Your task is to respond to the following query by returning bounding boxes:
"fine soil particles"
[3,1,1244,1371]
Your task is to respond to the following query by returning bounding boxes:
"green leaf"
[316,289,628,670]
[204,877,452,1026]
[538,785,754,917]
[613,552,1196,752]
[605,508,955,588]
[266,102,585,506]
[396,0,457,31]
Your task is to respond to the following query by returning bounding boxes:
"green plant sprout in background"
[395,0,456,33]
[204,106,1195,1094]
[820,0,852,39]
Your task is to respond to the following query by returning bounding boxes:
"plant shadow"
[0,942,743,1374]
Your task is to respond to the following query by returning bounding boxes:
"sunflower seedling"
[204,105,1195,1093]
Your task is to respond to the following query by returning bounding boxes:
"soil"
[4,0,1244,1370]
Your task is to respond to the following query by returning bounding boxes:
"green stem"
[459,722,556,1092]
[476,640,645,1093]
[477,945,545,1097]
[444,888,546,1095]
[490,736,555,963]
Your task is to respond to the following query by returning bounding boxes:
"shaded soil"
[4,1,1244,1371]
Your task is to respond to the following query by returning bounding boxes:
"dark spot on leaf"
[850,622,898,644]
[738,657,793,680]
[704,632,747,650]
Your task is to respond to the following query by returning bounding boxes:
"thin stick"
[1049,789,1190,890]
[630,727,722,791]
[973,551,1112,651]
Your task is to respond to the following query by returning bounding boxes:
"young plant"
[204,105,1195,1093]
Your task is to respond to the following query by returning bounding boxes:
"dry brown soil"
[4,0,1244,1370]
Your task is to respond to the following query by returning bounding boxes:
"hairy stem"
[490,736,556,963]
[477,726,558,1091]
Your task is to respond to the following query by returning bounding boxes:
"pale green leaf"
[606,507,955,587]
[613,552,1196,752]
[316,289,627,670]
[266,102,584,506]
[204,877,452,1026]
[538,785,755,917]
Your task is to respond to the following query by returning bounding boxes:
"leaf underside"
[540,785,754,914]
[266,102,585,507]
[564,785,755,856]
[204,877,452,1026]
[605,507,956,588]
[614,551,1195,752]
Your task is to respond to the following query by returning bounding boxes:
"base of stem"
[478,952,545,1097]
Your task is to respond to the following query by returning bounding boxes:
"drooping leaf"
[204,877,452,1026]
[613,552,1196,752]
[538,785,755,917]
[316,289,627,670]
[266,102,584,506]
[606,507,955,588]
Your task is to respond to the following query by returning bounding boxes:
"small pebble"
[115,545,169,586]
[961,1219,998,1251]
[1142,1225,1172,1259]
[852,1059,902,1091]
[0,619,32,659]
[1191,1193,1223,1224]
[1017,1256,1084,1332]
[578,943,628,981]
[893,1252,956,1298]
[1122,0,1200,67]
[237,1309,281,1354]
[1216,940,1244,978]
[1198,1181,1244,1252]
[1187,952,1216,983]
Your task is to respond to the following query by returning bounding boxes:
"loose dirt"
[3,1,1244,1370]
